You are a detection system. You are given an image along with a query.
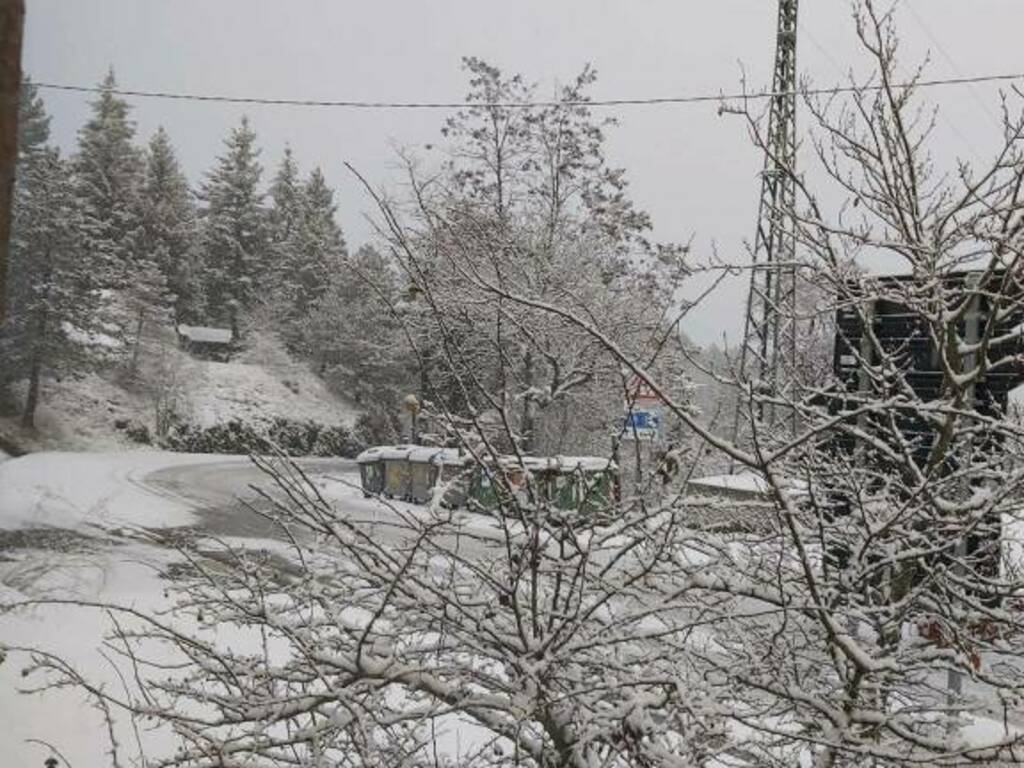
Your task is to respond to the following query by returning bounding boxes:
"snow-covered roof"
[552,455,617,472]
[355,448,615,472]
[492,454,616,473]
[178,324,233,344]
[688,472,769,494]
[356,446,467,465]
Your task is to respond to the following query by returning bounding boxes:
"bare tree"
[7,4,1024,767]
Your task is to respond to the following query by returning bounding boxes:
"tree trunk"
[21,351,40,428]
[130,307,145,375]
[21,303,46,428]
[521,349,537,453]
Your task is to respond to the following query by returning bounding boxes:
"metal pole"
[731,0,800,455]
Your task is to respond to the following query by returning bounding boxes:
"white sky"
[22,0,1024,344]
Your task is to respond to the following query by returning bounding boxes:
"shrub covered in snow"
[162,416,363,457]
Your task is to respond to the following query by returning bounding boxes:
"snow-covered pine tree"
[286,166,346,319]
[195,117,268,337]
[2,82,98,427]
[1,77,51,392]
[72,71,146,342]
[301,244,410,402]
[269,147,301,246]
[72,69,177,372]
[13,75,49,153]
[266,146,303,309]
[140,126,200,323]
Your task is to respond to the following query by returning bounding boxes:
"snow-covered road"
[2,452,1021,763]
[0,450,358,534]
[0,451,374,765]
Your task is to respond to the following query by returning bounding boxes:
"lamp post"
[403,393,421,444]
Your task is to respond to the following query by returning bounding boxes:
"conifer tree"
[266,146,303,308]
[72,69,176,367]
[1,77,51,389]
[195,117,268,335]
[2,83,98,426]
[140,126,199,322]
[15,76,49,152]
[301,244,409,405]
[286,167,345,318]
[268,146,301,246]
[72,69,143,289]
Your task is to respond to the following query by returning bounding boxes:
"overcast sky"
[22,1,1024,345]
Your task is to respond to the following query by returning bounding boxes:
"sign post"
[620,374,664,442]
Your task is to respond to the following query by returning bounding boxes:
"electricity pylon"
[733,0,800,444]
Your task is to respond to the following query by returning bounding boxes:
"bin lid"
[356,445,467,466]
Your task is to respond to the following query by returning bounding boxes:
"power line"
[800,16,983,163]
[902,1,1003,132]
[28,71,1024,111]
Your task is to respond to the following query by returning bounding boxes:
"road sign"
[626,374,662,406]
[621,406,662,441]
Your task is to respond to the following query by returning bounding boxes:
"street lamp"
[403,393,421,444]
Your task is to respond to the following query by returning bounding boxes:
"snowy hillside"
[0,335,357,453]
[0,372,149,452]
[188,335,356,428]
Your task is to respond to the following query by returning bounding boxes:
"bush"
[125,421,152,445]
[162,417,363,458]
[353,409,401,447]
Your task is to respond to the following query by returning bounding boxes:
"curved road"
[142,456,360,539]
[137,454,502,558]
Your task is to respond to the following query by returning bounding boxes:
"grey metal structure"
[734,0,800,440]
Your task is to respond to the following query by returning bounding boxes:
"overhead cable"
[28,71,1024,111]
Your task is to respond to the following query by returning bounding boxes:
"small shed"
[177,324,233,360]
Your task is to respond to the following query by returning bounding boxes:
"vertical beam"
[0,0,24,324]
[734,0,800,446]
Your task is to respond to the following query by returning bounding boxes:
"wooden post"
[0,0,25,324]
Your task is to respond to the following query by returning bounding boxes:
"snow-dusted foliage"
[0,80,99,427]
[7,3,1024,766]
[140,126,201,324]
[299,244,411,412]
[73,71,177,368]
[194,117,270,335]
[355,56,693,457]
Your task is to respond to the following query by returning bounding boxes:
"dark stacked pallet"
[831,270,1024,466]
[825,270,1024,604]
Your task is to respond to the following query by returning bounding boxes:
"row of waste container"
[355,445,618,513]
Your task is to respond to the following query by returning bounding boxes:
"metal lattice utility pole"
[734,0,800,444]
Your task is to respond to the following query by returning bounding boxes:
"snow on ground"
[2,452,1022,763]
[0,334,357,455]
[0,371,156,453]
[0,452,489,766]
[1,542,194,766]
[0,451,226,531]
[315,473,520,548]
[189,333,356,428]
